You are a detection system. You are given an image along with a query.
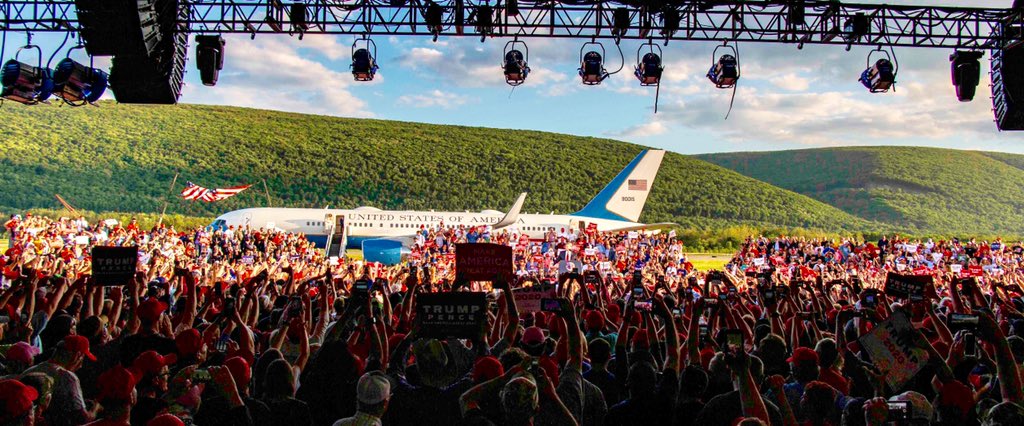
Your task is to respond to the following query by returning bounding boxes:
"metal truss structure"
[0,1,1021,50]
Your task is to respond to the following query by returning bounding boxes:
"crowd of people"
[1,212,1023,426]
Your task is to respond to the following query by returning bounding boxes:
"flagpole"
[262,179,272,207]
[158,172,179,227]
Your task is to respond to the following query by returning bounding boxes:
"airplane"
[210,149,673,255]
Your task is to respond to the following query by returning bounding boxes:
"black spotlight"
[52,48,109,106]
[950,50,983,102]
[196,35,226,86]
[0,45,54,105]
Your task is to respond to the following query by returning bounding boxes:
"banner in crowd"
[513,286,556,313]
[456,243,512,281]
[416,292,487,339]
[91,246,138,286]
[884,272,931,299]
[858,310,931,391]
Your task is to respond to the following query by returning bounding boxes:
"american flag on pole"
[627,179,647,190]
[181,182,252,202]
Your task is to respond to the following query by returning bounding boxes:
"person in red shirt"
[814,339,850,395]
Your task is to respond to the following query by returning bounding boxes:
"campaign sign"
[417,292,487,339]
[858,310,931,391]
[456,243,512,281]
[966,265,984,278]
[91,246,138,286]
[513,287,556,313]
[884,272,931,299]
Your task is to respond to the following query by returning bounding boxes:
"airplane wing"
[493,192,527,230]
[608,222,678,232]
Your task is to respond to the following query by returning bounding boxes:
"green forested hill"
[0,102,872,236]
[697,147,1024,236]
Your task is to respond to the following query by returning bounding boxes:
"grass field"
[688,253,731,271]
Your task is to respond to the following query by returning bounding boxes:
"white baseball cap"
[356,371,391,405]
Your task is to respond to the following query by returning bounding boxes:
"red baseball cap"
[147,414,185,426]
[175,329,203,356]
[585,310,605,332]
[5,341,40,365]
[137,298,168,323]
[522,326,545,346]
[133,350,178,377]
[0,379,38,421]
[471,356,504,382]
[224,356,251,388]
[787,347,819,364]
[97,365,139,401]
[64,335,97,361]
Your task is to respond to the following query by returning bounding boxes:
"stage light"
[579,41,609,85]
[425,2,444,41]
[0,44,54,105]
[52,50,108,105]
[843,13,869,43]
[635,42,663,87]
[196,35,226,86]
[612,7,630,42]
[707,45,739,89]
[788,0,806,27]
[859,48,896,93]
[351,37,379,82]
[660,7,681,43]
[950,50,982,102]
[503,39,530,86]
[475,5,494,42]
[290,2,308,36]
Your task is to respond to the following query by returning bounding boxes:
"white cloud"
[396,90,472,109]
[180,35,371,118]
[610,120,669,139]
[768,73,811,91]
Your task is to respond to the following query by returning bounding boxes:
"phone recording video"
[633,300,653,312]
[632,282,644,298]
[964,333,978,357]
[886,401,911,424]
[862,290,878,309]
[540,298,569,313]
[948,313,980,332]
[353,278,373,294]
[717,329,744,353]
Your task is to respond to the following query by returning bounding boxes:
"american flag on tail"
[181,182,252,202]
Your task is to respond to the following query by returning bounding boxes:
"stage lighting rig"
[473,4,494,42]
[351,37,379,81]
[196,35,226,86]
[0,42,54,105]
[659,7,681,45]
[612,7,630,43]
[52,45,109,106]
[707,45,739,89]
[424,2,444,42]
[950,51,983,102]
[843,12,870,47]
[503,39,530,86]
[579,41,609,85]
[859,48,896,93]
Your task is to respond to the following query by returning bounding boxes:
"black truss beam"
[0,0,1021,50]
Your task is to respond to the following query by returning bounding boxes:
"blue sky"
[7,0,1023,155]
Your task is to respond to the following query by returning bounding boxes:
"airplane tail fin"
[573,149,666,223]
[493,192,527,229]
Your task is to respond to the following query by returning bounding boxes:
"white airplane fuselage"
[210,149,670,249]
